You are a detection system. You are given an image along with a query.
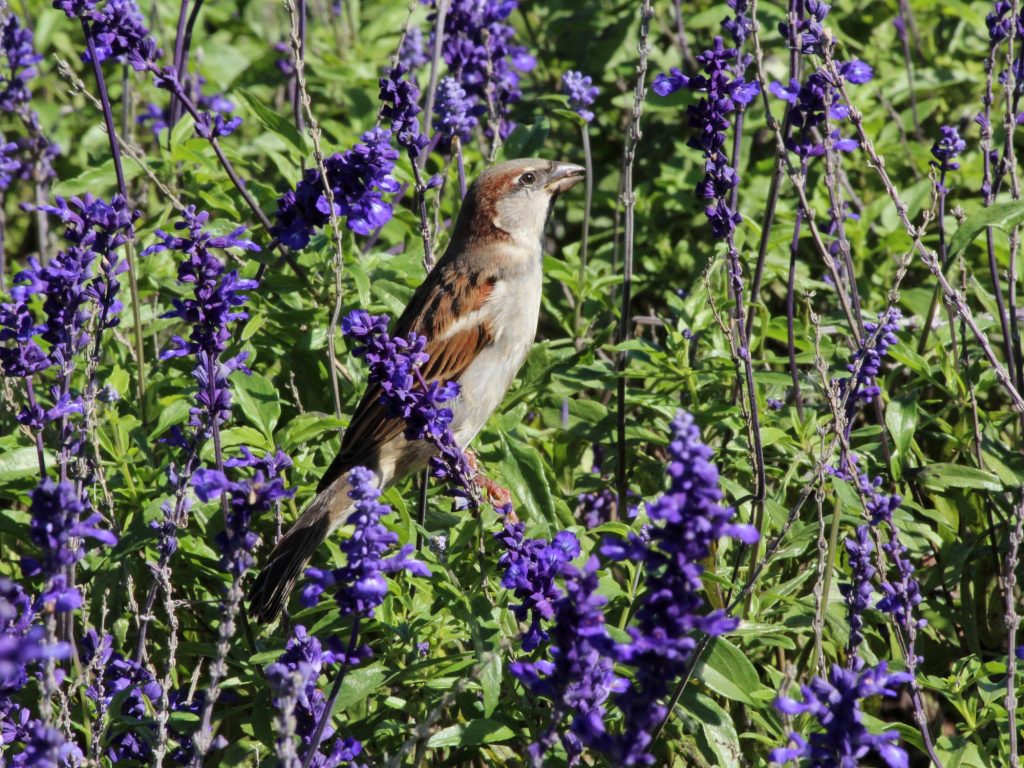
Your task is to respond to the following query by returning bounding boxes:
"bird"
[249,157,586,623]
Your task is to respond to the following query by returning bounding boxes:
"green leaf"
[52,156,144,196]
[480,654,501,718]
[232,372,281,438]
[238,90,308,156]
[693,636,763,705]
[502,117,550,159]
[915,463,1003,492]
[151,399,191,440]
[948,201,1024,258]
[278,412,346,451]
[0,446,50,483]
[426,719,514,748]
[334,664,387,712]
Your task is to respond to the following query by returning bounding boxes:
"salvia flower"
[495,508,581,652]
[400,26,428,70]
[265,625,368,768]
[930,125,967,172]
[138,75,241,137]
[272,128,399,248]
[143,207,259,434]
[59,0,160,71]
[433,76,478,143]
[723,0,754,45]
[192,447,295,575]
[301,467,429,636]
[771,659,912,768]
[841,525,876,653]
[379,64,429,158]
[838,307,901,415]
[561,70,598,123]
[21,479,117,613]
[510,557,625,766]
[342,309,476,503]
[600,411,758,765]
[779,0,832,54]
[652,37,759,238]
[0,13,42,113]
[877,530,925,633]
[425,0,536,138]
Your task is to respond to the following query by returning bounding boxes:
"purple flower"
[193,448,295,575]
[877,530,925,633]
[20,480,117,613]
[272,128,399,248]
[838,308,901,415]
[301,467,429,626]
[1,578,70,696]
[600,411,758,765]
[379,64,428,158]
[496,508,581,652]
[424,0,535,138]
[652,37,759,239]
[433,76,479,143]
[841,525,876,653]
[342,310,476,504]
[561,70,598,123]
[779,0,832,54]
[66,0,160,72]
[722,0,754,45]
[143,207,259,433]
[510,557,625,765]
[0,13,42,113]
[265,625,368,768]
[931,125,967,172]
[771,659,912,768]
[400,27,428,70]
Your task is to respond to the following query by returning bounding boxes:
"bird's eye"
[519,171,537,186]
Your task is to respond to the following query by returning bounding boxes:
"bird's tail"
[248,479,352,623]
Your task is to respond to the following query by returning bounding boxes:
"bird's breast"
[451,267,541,447]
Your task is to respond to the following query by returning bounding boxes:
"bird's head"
[455,158,586,252]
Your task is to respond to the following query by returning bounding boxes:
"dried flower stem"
[1006,494,1023,768]
[615,0,652,517]
[285,0,346,418]
[82,28,147,426]
[821,50,1024,412]
[573,125,594,342]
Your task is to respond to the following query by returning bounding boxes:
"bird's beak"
[545,162,586,194]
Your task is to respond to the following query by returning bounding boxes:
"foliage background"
[1,0,1022,765]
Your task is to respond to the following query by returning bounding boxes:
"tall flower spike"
[301,467,429,636]
[771,659,912,768]
[434,76,479,143]
[342,309,477,504]
[272,128,399,249]
[561,70,599,123]
[600,411,758,765]
[379,64,429,158]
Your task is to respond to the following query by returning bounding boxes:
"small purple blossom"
[0,14,42,113]
[433,76,478,143]
[192,448,295,575]
[931,125,967,172]
[272,128,399,248]
[379,64,428,158]
[342,309,476,504]
[21,480,117,613]
[425,0,535,139]
[61,0,160,71]
[302,467,429,629]
[496,508,580,652]
[510,557,625,766]
[771,659,912,768]
[838,308,901,415]
[264,625,368,768]
[561,70,598,123]
[599,411,758,765]
[143,207,259,433]
[841,525,876,653]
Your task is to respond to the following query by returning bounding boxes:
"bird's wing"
[315,260,497,493]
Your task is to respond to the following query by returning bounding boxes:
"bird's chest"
[451,268,541,444]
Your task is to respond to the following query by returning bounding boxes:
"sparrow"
[249,158,586,622]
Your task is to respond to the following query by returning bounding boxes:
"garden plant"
[0,0,1023,765]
